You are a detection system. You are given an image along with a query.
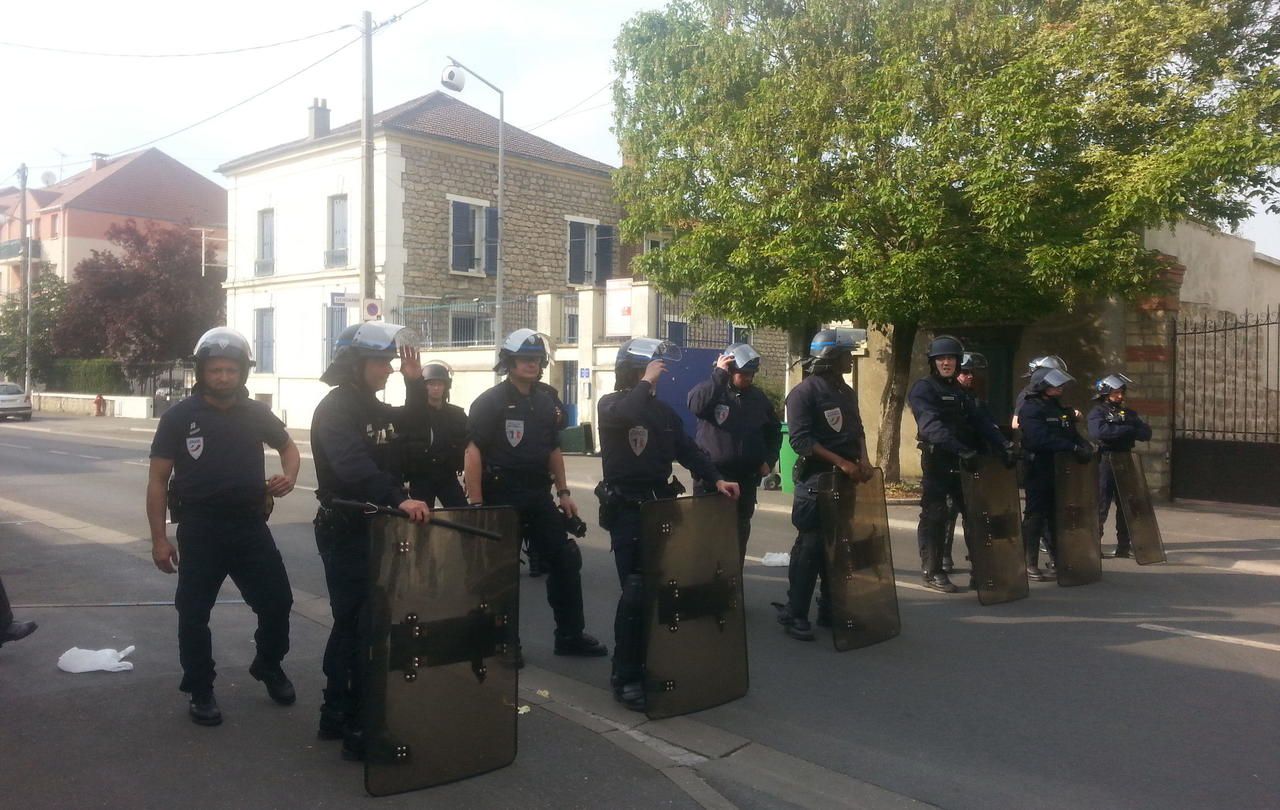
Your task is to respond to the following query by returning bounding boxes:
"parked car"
[0,383,33,421]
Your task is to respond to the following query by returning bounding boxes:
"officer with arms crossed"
[464,329,607,666]
[909,337,1015,593]
[687,343,781,563]
[1017,366,1093,580]
[598,338,740,711]
[402,361,468,507]
[778,328,872,640]
[310,322,431,760]
[147,327,301,726]
[1088,373,1151,558]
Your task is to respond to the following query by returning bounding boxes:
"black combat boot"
[921,544,959,593]
[249,658,296,706]
[554,632,608,657]
[1024,516,1056,581]
[0,620,37,646]
[189,691,222,727]
[1105,543,1132,559]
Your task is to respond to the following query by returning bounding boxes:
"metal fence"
[558,293,579,345]
[655,291,742,348]
[400,297,539,350]
[1175,307,1280,442]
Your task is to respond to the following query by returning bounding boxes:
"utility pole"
[360,9,376,314]
[18,163,32,394]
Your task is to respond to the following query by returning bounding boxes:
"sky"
[1,0,1276,257]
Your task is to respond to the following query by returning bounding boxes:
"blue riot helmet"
[320,322,417,386]
[1024,354,1068,378]
[808,327,866,373]
[1093,372,1133,399]
[959,352,988,372]
[495,328,553,372]
[193,327,254,386]
[722,343,761,373]
[616,337,683,370]
[1029,366,1075,393]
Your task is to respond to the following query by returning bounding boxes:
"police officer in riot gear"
[1012,355,1069,430]
[1017,366,1093,580]
[597,338,740,711]
[147,327,301,726]
[909,337,1014,593]
[942,351,1000,575]
[464,329,607,665]
[401,361,468,507]
[1088,373,1152,558]
[687,342,782,563]
[778,328,872,640]
[310,322,432,760]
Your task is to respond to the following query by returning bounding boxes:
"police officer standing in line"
[402,361,468,508]
[687,343,782,563]
[463,329,607,665]
[909,337,1015,593]
[942,351,998,574]
[310,322,432,760]
[146,328,301,727]
[1011,356,1070,430]
[597,338,740,711]
[1017,366,1093,581]
[1088,373,1152,558]
[0,574,37,649]
[778,328,872,641]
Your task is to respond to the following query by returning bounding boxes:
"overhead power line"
[526,80,613,132]
[0,25,353,58]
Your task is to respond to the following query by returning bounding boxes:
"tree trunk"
[875,320,918,483]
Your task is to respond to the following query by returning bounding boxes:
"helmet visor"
[726,343,761,371]
[624,337,683,364]
[1041,368,1074,388]
[346,322,418,356]
[960,352,988,371]
[193,327,254,364]
[1101,373,1133,391]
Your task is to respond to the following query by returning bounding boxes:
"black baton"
[325,498,503,541]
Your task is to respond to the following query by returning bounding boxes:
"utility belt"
[793,453,859,483]
[593,477,686,531]
[482,465,552,492]
[313,494,369,533]
[169,482,271,524]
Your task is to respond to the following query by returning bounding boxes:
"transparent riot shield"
[959,457,1029,605]
[1053,453,1102,587]
[364,507,521,797]
[641,494,747,720]
[816,467,901,651]
[1108,451,1167,565]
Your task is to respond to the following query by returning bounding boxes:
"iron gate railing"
[399,296,538,350]
[656,291,744,348]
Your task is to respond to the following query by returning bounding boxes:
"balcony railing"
[324,248,348,268]
[0,239,40,261]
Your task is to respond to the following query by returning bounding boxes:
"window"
[326,195,348,267]
[665,321,687,346]
[449,198,497,275]
[567,220,614,286]
[450,310,494,347]
[30,218,40,239]
[50,214,59,239]
[732,325,752,344]
[255,308,275,373]
[256,209,274,276]
[324,304,348,363]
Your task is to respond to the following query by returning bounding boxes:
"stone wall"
[399,142,622,304]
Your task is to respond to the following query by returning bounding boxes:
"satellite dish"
[40,171,57,187]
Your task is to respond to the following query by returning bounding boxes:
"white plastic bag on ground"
[57,646,135,673]
[761,552,790,567]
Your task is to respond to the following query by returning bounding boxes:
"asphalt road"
[1,415,1277,809]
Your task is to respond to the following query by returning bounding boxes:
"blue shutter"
[568,221,587,284]
[451,201,474,271]
[484,207,498,276]
[595,225,614,286]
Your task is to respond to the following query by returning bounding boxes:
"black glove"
[1073,443,1094,464]
[1001,445,1019,469]
[958,449,980,472]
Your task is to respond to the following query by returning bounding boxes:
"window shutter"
[484,207,498,276]
[595,225,614,286]
[451,201,474,271]
[568,221,587,285]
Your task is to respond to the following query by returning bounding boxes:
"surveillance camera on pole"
[441,66,465,92]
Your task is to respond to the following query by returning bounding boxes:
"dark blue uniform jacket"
[599,381,721,487]
[785,373,865,462]
[467,379,561,474]
[311,380,426,507]
[1018,395,1087,457]
[1087,401,1152,452]
[908,374,1007,456]
[687,368,782,473]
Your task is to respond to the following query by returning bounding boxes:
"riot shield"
[1108,451,1167,565]
[640,494,747,720]
[816,467,901,651]
[1053,453,1102,587]
[364,507,521,797]
[959,457,1029,606]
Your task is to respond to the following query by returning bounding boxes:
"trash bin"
[778,424,797,494]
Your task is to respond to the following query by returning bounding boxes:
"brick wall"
[1122,260,1185,498]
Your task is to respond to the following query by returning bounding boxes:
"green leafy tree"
[0,268,67,385]
[613,0,1280,479]
[56,221,224,384]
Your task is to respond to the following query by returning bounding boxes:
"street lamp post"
[441,57,504,360]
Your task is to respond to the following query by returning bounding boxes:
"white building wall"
[1145,222,1280,314]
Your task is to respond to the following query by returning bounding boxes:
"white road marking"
[0,442,31,449]
[77,454,103,460]
[1,424,51,432]
[48,450,70,456]
[1138,623,1280,653]
[122,460,150,468]
[129,428,154,433]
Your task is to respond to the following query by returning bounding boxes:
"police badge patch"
[714,404,730,425]
[824,407,843,431]
[186,437,204,459]
[505,419,525,447]
[628,426,649,455]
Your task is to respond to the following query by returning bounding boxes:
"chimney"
[309,98,330,139]
[91,152,108,171]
